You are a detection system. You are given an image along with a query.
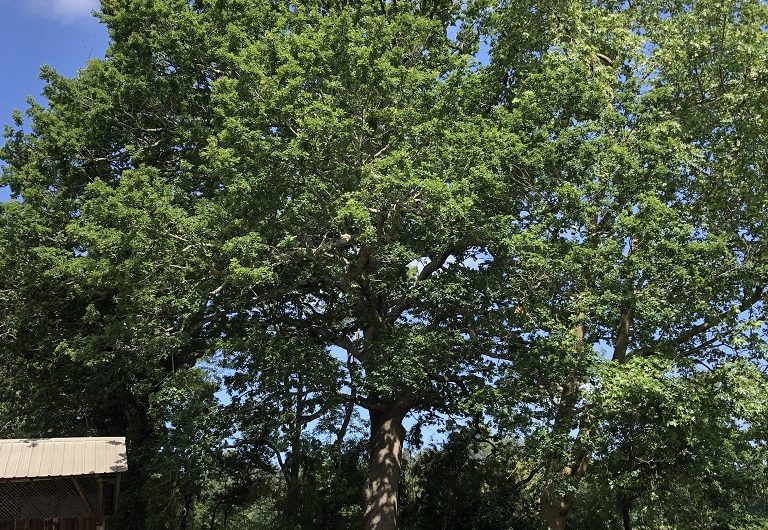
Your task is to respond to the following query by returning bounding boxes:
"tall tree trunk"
[362,403,408,530]
[283,381,305,529]
[540,493,570,530]
[223,504,231,530]
[620,497,633,530]
[538,417,581,530]
[113,400,155,530]
[539,379,583,530]
[208,499,221,530]
[617,310,634,530]
[180,493,193,530]
[539,451,587,530]
[284,453,301,529]
[539,424,590,530]
[539,321,587,530]
[540,306,633,529]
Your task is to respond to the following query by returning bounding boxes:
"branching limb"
[629,284,765,359]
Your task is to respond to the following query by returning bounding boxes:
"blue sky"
[0,1,455,447]
[0,0,108,202]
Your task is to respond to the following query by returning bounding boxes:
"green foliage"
[400,429,539,530]
[1,0,768,528]
[569,358,768,529]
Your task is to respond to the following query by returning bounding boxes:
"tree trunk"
[539,321,588,530]
[284,457,301,530]
[362,404,408,530]
[539,450,588,530]
[283,382,305,529]
[621,498,633,530]
[540,494,569,530]
[113,400,155,530]
[180,493,193,530]
[223,504,231,530]
[208,499,221,530]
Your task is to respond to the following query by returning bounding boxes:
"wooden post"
[96,478,105,530]
[71,478,96,519]
[112,475,120,514]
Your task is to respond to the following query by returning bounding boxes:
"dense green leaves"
[1,0,768,528]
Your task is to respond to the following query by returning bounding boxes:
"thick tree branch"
[612,307,633,363]
[629,284,765,359]
[429,372,469,394]
[386,250,457,324]
[514,466,544,490]
[417,250,454,281]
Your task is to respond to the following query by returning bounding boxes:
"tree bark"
[208,499,221,530]
[539,452,587,530]
[539,321,587,530]
[621,498,633,530]
[284,448,301,530]
[540,494,570,530]
[113,400,155,530]
[180,493,193,530]
[612,307,633,363]
[362,404,408,530]
[283,383,305,530]
[284,473,301,530]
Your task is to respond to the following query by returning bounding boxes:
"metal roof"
[0,437,127,480]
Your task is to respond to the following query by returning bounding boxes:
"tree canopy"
[1,0,767,529]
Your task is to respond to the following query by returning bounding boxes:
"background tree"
[223,331,348,528]
[571,358,768,529]
[0,0,224,524]
[399,427,540,530]
[482,0,768,527]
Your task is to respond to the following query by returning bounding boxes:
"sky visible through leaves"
[0,0,107,202]
[0,5,484,444]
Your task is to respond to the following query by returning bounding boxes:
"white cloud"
[27,0,99,22]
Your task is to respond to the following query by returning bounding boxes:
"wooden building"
[0,438,127,530]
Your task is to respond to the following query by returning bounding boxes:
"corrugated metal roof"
[0,437,127,479]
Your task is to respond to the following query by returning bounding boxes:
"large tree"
[2,0,522,527]
[482,0,768,527]
[203,1,525,527]
[2,1,768,529]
